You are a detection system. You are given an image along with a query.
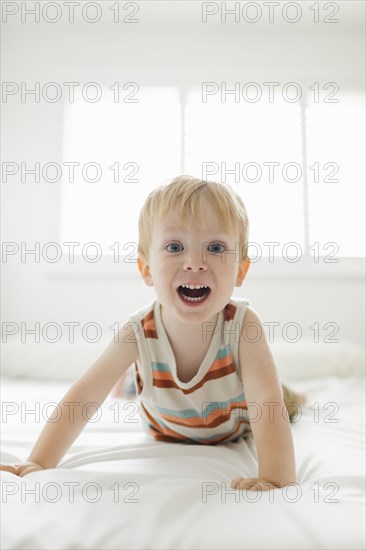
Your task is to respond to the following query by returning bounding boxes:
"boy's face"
[138,202,249,325]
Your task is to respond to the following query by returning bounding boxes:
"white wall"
[2,1,365,351]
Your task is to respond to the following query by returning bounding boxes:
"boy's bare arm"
[1,322,138,475]
[236,307,296,488]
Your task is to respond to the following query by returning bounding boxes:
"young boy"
[0,175,304,491]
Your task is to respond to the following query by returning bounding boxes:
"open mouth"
[176,285,211,303]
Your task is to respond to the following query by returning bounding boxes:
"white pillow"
[271,339,365,379]
[1,337,112,381]
[1,337,365,381]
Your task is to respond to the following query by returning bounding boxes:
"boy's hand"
[230,477,282,491]
[0,461,45,477]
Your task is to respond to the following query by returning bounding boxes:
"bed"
[1,339,365,550]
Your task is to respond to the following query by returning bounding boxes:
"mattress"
[1,375,365,550]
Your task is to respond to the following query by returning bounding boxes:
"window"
[185,89,304,254]
[60,86,364,269]
[61,87,181,256]
[306,93,365,257]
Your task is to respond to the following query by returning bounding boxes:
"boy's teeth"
[182,294,207,302]
[181,284,208,289]
[178,284,211,303]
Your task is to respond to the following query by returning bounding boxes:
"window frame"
[53,86,365,280]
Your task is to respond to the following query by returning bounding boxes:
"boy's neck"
[159,303,219,344]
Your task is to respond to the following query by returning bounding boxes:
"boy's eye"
[166,243,183,253]
[208,242,226,253]
[166,243,225,254]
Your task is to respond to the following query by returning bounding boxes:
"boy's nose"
[184,265,207,271]
[183,252,208,271]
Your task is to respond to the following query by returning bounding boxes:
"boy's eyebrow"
[160,227,183,234]
[159,228,231,238]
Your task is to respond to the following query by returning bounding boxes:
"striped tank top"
[127,297,252,445]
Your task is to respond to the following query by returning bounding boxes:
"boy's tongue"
[181,287,207,298]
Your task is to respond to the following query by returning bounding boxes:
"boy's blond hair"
[137,175,250,264]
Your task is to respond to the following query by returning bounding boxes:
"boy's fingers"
[230,477,276,491]
[0,464,19,474]
[0,462,43,476]
[19,466,42,477]
[230,477,258,489]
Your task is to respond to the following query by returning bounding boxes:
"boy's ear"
[235,258,250,287]
[137,258,153,287]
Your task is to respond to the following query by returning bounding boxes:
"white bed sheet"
[0,376,365,550]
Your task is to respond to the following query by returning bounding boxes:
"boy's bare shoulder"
[240,305,265,343]
[68,320,139,403]
[239,304,269,346]
[118,320,139,342]
[114,321,139,360]
[242,304,261,324]
[238,305,278,385]
[85,321,138,380]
